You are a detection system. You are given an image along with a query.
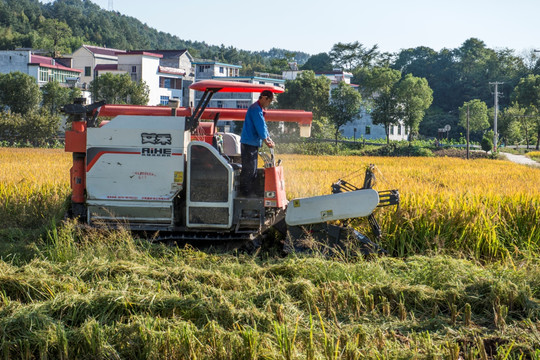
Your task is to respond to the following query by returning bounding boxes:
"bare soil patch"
[433,148,489,159]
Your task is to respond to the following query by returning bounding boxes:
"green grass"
[526,151,540,163]
[0,222,539,359]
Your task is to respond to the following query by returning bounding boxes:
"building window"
[160,96,169,105]
[397,125,402,135]
[39,68,49,82]
[219,67,224,74]
[85,66,91,77]
[217,101,223,108]
[39,67,79,84]
[390,126,394,135]
[159,77,182,89]
[131,66,137,73]
[365,126,371,135]
[199,65,211,72]
[236,101,250,109]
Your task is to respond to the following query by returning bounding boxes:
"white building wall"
[142,56,161,106]
[155,88,183,106]
[0,51,30,74]
[340,110,408,141]
[27,65,39,83]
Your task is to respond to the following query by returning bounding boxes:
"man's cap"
[260,90,274,99]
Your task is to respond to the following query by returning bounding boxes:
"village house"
[70,45,126,89]
[0,49,82,87]
[68,46,194,106]
[192,60,285,132]
[193,60,284,109]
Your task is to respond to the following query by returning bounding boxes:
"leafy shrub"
[481,132,493,153]
[277,141,343,155]
[277,140,438,157]
[0,110,60,146]
[363,143,434,157]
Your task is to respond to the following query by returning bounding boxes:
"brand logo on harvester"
[141,133,172,145]
[142,148,172,157]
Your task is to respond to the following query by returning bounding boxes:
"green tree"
[419,107,459,139]
[301,53,332,72]
[90,73,149,105]
[41,80,81,115]
[396,74,433,142]
[361,67,402,144]
[511,74,540,149]
[0,71,41,114]
[329,41,379,71]
[276,70,330,120]
[327,81,362,145]
[0,109,60,146]
[38,18,72,56]
[498,103,528,147]
[458,99,489,133]
[354,66,400,98]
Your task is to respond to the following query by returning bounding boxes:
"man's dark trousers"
[240,143,258,196]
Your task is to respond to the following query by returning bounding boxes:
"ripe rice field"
[0,147,539,359]
[2,148,538,259]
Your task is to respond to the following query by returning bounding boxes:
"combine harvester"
[63,80,398,253]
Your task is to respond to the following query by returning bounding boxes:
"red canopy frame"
[93,79,311,135]
[189,80,285,94]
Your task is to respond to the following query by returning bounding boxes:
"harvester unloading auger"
[63,80,399,253]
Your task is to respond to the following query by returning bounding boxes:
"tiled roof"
[83,45,126,57]
[119,51,163,58]
[158,66,185,75]
[193,61,242,68]
[94,64,119,71]
[315,70,353,76]
[141,49,189,58]
[29,55,82,73]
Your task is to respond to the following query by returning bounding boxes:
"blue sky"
[66,0,540,55]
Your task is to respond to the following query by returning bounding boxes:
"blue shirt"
[240,101,269,147]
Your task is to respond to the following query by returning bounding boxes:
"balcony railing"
[254,72,283,79]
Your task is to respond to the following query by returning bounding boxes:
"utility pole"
[466,104,470,160]
[108,0,114,11]
[489,81,503,152]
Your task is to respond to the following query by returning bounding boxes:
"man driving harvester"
[239,90,275,197]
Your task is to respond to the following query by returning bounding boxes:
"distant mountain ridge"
[0,0,310,74]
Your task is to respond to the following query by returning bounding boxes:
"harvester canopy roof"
[189,80,284,94]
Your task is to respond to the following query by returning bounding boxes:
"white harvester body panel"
[86,115,189,225]
[285,189,380,226]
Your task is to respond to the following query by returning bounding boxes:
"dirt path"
[499,152,540,167]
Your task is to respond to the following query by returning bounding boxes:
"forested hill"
[0,0,310,73]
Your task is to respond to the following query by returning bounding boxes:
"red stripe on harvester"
[86,151,140,172]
